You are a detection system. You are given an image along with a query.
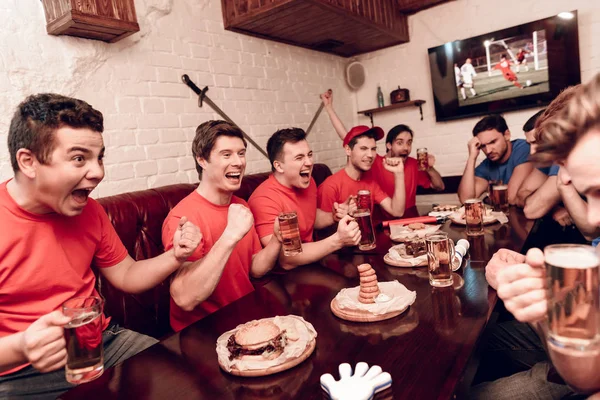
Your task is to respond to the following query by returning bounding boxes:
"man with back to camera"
[248,128,361,270]
[457,114,533,204]
[162,120,284,332]
[0,94,201,398]
[320,90,444,218]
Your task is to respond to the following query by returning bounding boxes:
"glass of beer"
[352,207,376,251]
[417,148,429,171]
[464,198,484,236]
[491,184,509,215]
[62,296,104,384]
[278,211,303,256]
[426,232,455,287]
[545,244,600,352]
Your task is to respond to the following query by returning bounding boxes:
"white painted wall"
[355,0,600,177]
[0,0,354,197]
[1,0,598,197]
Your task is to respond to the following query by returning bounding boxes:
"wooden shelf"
[358,100,426,125]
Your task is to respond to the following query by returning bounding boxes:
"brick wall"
[355,0,600,177]
[0,0,355,197]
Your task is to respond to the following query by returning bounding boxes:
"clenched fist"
[333,195,357,222]
[335,215,361,247]
[468,137,481,159]
[173,216,202,262]
[223,203,254,242]
[383,157,404,175]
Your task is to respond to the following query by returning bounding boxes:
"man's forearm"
[170,236,237,312]
[427,168,445,191]
[111,251,182,294]
[458,158,478,203]
[324,106,348,140]
[390,172,406,216]
[523,187,561,219]
[0,332,25,373]
[250,236,281,278]
[279,234,343,269]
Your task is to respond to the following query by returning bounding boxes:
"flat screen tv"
[428,11,581,122]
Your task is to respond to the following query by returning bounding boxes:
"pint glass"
[546,244,600,351]
[417,148,429,171]
[353,208,376,251]
[62,296,104,384]
[491,184,509,214]
[426,232,455,287]
[464,198,484,236]
[278,211,303,256]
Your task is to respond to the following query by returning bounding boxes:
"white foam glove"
[320,362,392,400]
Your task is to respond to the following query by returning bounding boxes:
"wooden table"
[61,209,533,400]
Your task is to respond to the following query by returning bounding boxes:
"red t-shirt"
[317,168,388,212]
[162,191,261,332]
[248,175,317,243]
[364,155,431,212]
[0,180,126,375]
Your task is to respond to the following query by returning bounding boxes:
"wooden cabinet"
[221,0,409,57]
[41,0,140,43]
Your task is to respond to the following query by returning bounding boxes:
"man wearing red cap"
[320,90,444,218]
[317,125,406,226]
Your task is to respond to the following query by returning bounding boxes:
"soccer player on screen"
[460,58,477,99]
[494,54,523,89]
[516,48,530,72]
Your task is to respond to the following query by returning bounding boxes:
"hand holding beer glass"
[62,296,104,384]
[464,198,484,236]
[426,233,455,287]
[278,211,303,256]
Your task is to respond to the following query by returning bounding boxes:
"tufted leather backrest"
[95,164,332,338]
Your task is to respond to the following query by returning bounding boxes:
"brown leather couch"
[95,164,332,339]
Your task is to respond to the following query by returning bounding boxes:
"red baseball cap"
[343,125,385,147]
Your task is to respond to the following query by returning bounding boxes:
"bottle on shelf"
[377,85,384,108]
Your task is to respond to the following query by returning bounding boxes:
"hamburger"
[226,320,287,361]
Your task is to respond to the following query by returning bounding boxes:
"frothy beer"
[278,212,302,256]
[353,209,376,251]
[491,184,509,214]
[417,148,429,171]
[64,311,103,384]
[545,245,600,351]
[426,233,454,287]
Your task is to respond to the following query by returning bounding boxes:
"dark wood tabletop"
[61,208,533,400]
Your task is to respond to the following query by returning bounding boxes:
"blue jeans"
[0,325,157,400]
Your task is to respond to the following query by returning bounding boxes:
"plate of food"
[217,315,317,377]
[384,242,428,267]
[448,206,497,225]
[389,222,441,242]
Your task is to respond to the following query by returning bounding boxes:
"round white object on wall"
[346,60,366,90]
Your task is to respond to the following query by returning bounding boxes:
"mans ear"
[15,149,37,179]
[273,160,284,174]
[344,145,352,157]
[196,156,208,170]
[504,129,512,141]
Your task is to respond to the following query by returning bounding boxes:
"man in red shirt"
[317,125,407,224]
[0,94,201,398]
[162,121,283,332]
[248,128,361,269]
[321,90,444,217]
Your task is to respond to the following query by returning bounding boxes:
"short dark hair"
[267,128,306,172]
[8,93,103,173]
[348,131,377,149]
[523,109,546,133]
[386,124,413,145]
[472,114,509,136]
[192,120,246,179]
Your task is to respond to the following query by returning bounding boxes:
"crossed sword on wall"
[182,74,329,159]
